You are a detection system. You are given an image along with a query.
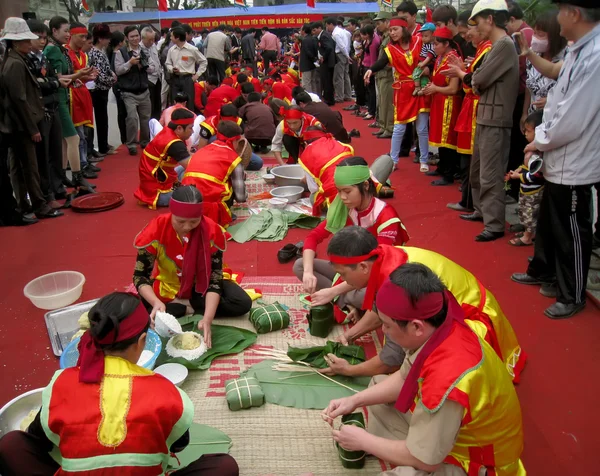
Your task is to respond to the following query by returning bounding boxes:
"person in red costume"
[294,158,406,312]
[134,108,195,209]
[203,76,240,118]
[322,263,525,476]
[0,292,240,475]
[271,73,293,104]
[270,105,321,165]
[243,65,262,92]
[197,103,242,148]
[422,26,463,186]
[134,185,252,343]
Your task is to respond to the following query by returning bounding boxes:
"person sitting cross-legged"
[134,108,195,209]
[322,263,526,476]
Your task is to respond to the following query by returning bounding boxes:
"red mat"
[0,106,598,475]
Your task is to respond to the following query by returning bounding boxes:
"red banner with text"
[159,15,323,30]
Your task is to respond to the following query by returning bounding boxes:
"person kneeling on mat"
[270,105,321,165]
[133,185,252,346]
[134,108,195,209]
[0,292,239,476]
[322,263,525,476]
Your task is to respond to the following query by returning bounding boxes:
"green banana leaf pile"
[286,341,366,369]
[155,317,257,370]
[167,423,232,470]
[227,209,322,243]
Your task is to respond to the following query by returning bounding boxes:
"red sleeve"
[376,205,409,246]
[303,220,332,252]
[194,84,203,112]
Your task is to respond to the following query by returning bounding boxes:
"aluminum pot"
[270,186,304,204]
[270,165,307,190]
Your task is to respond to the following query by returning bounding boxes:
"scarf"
[325,165,371,234]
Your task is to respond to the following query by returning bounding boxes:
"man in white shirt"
[511,0,600,320]
[165,26,208,112]
[326,17,352,103]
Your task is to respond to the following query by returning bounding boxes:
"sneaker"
[420,164,429,173]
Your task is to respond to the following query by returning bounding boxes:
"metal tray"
[44,299,99,357]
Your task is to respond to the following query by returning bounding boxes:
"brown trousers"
[0,431,239,476]
[470,125,512,233]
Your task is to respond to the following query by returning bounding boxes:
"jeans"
[76,126,88,167]
[156,165,186,207]
[390,112,429,165]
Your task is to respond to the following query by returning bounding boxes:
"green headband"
[326,165,372,235]
[334,165,371,187]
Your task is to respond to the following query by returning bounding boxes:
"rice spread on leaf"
[166,332,208,360]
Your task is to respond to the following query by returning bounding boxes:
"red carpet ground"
[0,106,597,474]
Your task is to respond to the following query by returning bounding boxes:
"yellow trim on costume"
[201,121,216,136]
[440,96,453,145]
[318,148,355,180]
[428,141,458,151]
[376,218,401,234]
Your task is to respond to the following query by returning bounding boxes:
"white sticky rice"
[166,332,208,361]
[155,311,183,338]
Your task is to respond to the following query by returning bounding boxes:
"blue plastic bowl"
[59,329,162,370]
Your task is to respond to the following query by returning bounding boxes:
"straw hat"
[1,17,39,41]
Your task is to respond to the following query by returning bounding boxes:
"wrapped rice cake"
[337,412,366,469]
[225,376,264,411]
[166,332,208,361]
[249,303,289,334]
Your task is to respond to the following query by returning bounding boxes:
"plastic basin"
[24,271,86,310]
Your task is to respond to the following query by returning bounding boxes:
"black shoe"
[277,241,304,264]
[1,214,39,226]
[475,230,504,242]
[459,212,483,222]
[511,273,547,285]
[82,167,98,179]
[544,301,586,320]
[412,157,419,163]
[343,104,358,111]
[540,282,558,298]
[35,205,64,219]
[431,178,454,186]
[72,171,97,194]
[372,130,384,136]
[349,129,360,138]
[61,170,75,188]
[425,170,440,176]
[86,163,101,173]
[128,147,138,156]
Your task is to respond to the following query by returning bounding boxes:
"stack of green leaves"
[225,376,265,411]
[155,317,257,370]
[337,413,367,469]
[287,341,366,369]
[167,423,232,471]
[249,302,290,334]
[227,209,322,243]
[307,303,335,338]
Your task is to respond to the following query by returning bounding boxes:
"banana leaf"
[155,320,257,370]
[167,423,232,470]
[337,413,366,469]
[286,341,366,369]
[245,359,370,410]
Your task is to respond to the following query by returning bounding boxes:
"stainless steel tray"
[44,299,99,357]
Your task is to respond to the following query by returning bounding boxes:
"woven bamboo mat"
[179,276,389,476]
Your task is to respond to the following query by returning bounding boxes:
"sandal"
[277,241,304,264]
[509,237,532,247]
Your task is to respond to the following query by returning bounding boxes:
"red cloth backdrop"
[159,14,323,30]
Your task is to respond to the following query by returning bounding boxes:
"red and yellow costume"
[428,50,463,149]
[134,213,227,302]
[384,35,430,125]
[194,80,207,112]
[283,112,320,138]
[456,41,492,155]
[280,71,300,88]
[203,84,240,118]
[181,140,242,227]
[134,126,182,209]
[272,81,293,104]
[298,135,355,216]
[200,114,243,138]
[65,45,93,128]
[339,245,527,383]
[40,356,193,474]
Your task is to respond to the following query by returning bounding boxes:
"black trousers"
[507,93,527,199]
[171,75,195,112]
[527,182,593,305]
[0,431,239,476]
[320,65,335,105]
[595,183,600,245]
[261,50,277,73]
[282,135,301,164]
[207,58,227,84]
[435,147,458,182]
[354,65,366,107]
[459,154,473,210]
[90,89,110,153]
[112,86,128,145]
[0,133,22,225]
[366,74,376,116]
[36,108,65,201]
[248,137,272,148]
[9,127,46,213]
[142,280,252,319]
[148,79,163,120]
[85,125,95,157]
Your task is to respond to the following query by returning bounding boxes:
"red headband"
[389,18,408,28]
[216,132,241,143]
[264,78,274,86]
[171,117,195,126]
[376,278,445,321]
[434,26,454,40]
[169,198,204,218]
[77,301,150,383]
[70,27,89,35]
[280,107,304,120]
[328,249,380,265]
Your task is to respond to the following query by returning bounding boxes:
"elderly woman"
[133,185,252,347]
[0,292,239,475]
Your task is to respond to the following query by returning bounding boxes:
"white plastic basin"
[23,271,86,310]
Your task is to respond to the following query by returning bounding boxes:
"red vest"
[42,357,193,474]
[182,141,242,226]
[200,115,243,138]
[249,76,262,92]
[66,46,93,127]
[203,84,240,117]
[283,113,320,138]
[272,81,293,103]
[363,245,410,310]
[194,80,206,112]
[134,126,182,209]
[280,72,299,88]
[385,38,430,124]
[298,136,354,215]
